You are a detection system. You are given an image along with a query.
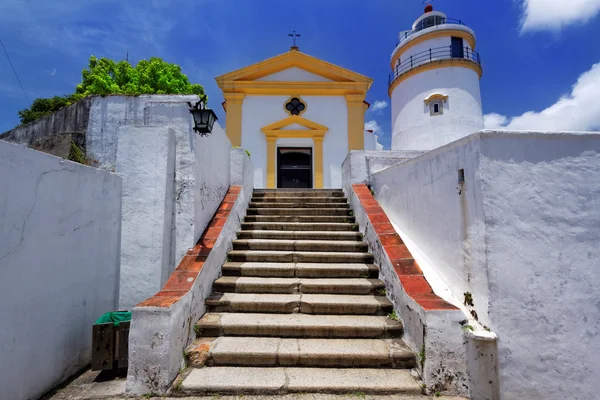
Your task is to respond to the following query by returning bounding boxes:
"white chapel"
[216,4,484,189]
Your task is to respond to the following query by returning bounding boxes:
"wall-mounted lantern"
[188,95,217,136]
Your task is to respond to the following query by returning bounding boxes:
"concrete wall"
[370,130,600,400]
[241,94,349,188]
[116,126,177,309]
[0,98,92,146]
[81,95,230,310]
[193,123,231,243]
[342,151,470,397]
[0,141,121,400]
[126,149,253,395]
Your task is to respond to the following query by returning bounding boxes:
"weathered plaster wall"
[193,123,231,244]
[127,151,254,395]
[341,150,423,193]
[342,154,470,397]
[82,95,221,309]
[370,131,600,400]
[0,141,121,400]
[479,132,600,400]
[0,98,92,146]
[116,126,176,310]
[371,138,489,325]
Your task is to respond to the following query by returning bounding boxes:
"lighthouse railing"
[389,46,482,87]
[396,17,466,47]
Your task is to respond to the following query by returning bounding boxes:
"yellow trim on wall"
[345,94,366,151]
[388,59,483,96]
[223,92,245,146]
[261,116,329,189]
[424,93,449,104]
[390,29,476,69]
[216,50,373,85]
[217,81,370,96]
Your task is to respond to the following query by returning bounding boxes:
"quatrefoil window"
[285,97,306,116]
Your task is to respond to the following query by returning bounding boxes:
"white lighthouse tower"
[389,4,484,151]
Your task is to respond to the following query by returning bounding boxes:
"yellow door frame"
[262,116,328,189]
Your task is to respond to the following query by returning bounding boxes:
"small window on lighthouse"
[430,100,443,116]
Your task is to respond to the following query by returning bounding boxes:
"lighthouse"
[389,4,484,151]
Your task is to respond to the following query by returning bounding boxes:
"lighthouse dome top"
[411,8,447,31]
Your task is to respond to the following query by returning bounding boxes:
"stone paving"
[45,369,465,400]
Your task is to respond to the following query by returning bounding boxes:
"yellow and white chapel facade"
[216,48,377,189]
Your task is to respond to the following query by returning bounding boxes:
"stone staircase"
[180,189,421,395]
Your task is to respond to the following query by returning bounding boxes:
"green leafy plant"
[68,141,87,165]
[18,56,205,125]
[388,310,399,321]
[435,391,441,397]
[461,324,475,331]
[418,345,426,370]
[376,288,386,296]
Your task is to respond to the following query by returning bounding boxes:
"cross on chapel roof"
[288,30,301,51]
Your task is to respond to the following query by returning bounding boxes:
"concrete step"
[247,208,352,216]
[213,277,385,295]
[244,215,355,223]
[206,293,393,315]
[195,313,403,338]
[253,190,345,198]
[237,230,362,241]
[249,202,349,209]
[241,222,357,231]
[251,196,348,204]
[227,250,374,263]
[232,239,368,253]
[187,337,416,368]
[180,366,420,394]
[222,262,379,278]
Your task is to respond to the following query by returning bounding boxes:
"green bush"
[18,56,205,125]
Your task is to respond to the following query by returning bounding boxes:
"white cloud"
[47,69,57,77]
[369,100,388,114]
[483,113,509,130]
[520,0,600,31]
[365,120,383,134]
[484,62,600,131]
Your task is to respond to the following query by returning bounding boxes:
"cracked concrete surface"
[45,369,466,400]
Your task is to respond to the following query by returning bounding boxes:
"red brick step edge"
[137,186,242,308]
[353,184,457,311]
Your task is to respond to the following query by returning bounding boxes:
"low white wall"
[370,130,600,400]
[342,153,470,397]
[83,95,233,310]
[116,126,176,309]
[0,141,121,400]
[193,123,231,243]
[126,149,254,395]
[0,97,92,146]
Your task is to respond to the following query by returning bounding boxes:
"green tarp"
[95,311,131,327]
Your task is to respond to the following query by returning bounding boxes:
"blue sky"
[1,0,600,148]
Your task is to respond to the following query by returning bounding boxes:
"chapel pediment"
[216,49,373,85]
[261,115,328,139]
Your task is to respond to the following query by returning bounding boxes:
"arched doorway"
[277,148,312,188]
